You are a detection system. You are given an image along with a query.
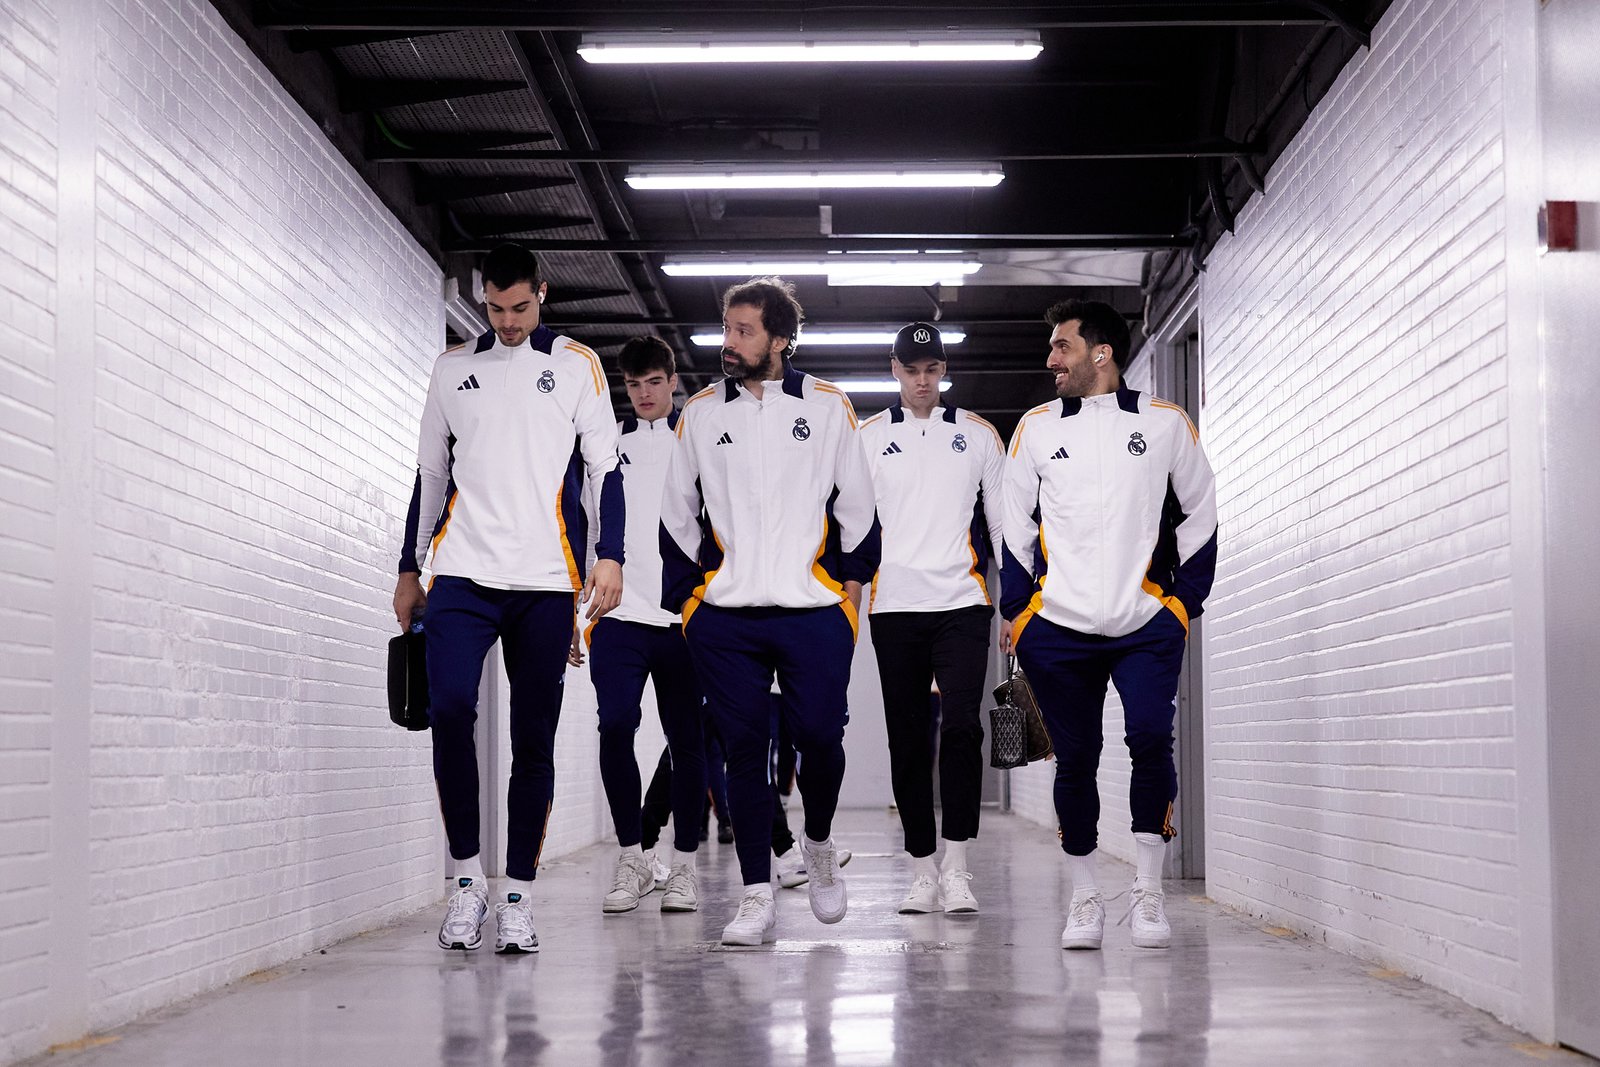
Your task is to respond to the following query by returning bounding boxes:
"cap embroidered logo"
[913,327,931,344]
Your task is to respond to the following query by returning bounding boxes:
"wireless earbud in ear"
[538,291,546,304]
[1093,353,1106,364]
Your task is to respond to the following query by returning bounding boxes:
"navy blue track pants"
[684,603,855,885]
[589,617,706,853]
[1016,607,1188,857]
[423,577,573,881]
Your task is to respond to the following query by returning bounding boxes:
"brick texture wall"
[0,2,59,1061]
[1200,0,1521,1024]
[0,0,472,1057]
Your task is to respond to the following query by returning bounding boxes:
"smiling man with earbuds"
[1001,299,1217,954]
[393,242,624,955]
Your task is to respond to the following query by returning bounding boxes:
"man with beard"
[857,322,1005,915]
[659,277,880,947]
[393,243,624,954]
[1000,299,1217,953]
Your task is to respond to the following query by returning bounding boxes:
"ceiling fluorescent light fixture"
[834,380,957,394]
[578,30,1043,65]
[664,258,982,288]
[690,330,966,347]
[626,164,1004,191]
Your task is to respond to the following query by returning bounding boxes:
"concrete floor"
[30,809,1589,1067]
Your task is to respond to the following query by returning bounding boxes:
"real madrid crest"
[1127,431,1147,456]
[952,433,968,453]
[792,417,811,441]
[537,369,556,393]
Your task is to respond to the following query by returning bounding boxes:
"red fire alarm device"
[1539,200,1578,254]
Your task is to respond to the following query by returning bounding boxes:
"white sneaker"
[777,846,853,888]
[648,851,671,890]
[1061,890,1105,950]
[1129,883,1171,948]
[940,869,979,914]
[801,838,848,924]
[438,879,489,950]
[898,875,941,914]
[660,863,699,912]
[602,851,655,913]
[721,889,777,946]
[494,895,539,954]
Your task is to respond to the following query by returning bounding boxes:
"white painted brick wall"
[82,0,448,1034]
[0,2,58,1062]
[1199,0,1521,1025]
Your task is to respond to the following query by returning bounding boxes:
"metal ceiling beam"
[414,173,579,203]
[372,141,1258,164]
[257,1,1364,34]
[339,78,526,112]
[446,235,1187,253]
[455,213,595,237]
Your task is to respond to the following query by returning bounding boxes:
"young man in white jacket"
[659,278,880,947]
[569,336,706,916]
[392,244,624,954]
[1001,299,1217,953]
[858,322,1006,915]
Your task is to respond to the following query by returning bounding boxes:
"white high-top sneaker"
[1061,890,1105,950]
[721,888,778,946]
[800,837,848,924]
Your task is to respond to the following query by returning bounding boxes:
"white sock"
[743,881,775,901]
[667,846,696,869]
[1067,851,1099,896]
[450,854,486,887]
[912,855,939,881]
[502,878,533,903]
[1134,833,1166,888]
[803,835,832,852]
[942,839,969,873]
[621,843,645,861]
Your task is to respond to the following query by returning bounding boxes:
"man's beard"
[1054,362,1095,399]
[723,347,776,382]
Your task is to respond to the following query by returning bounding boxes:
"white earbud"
[1093,353,1105,364]
[538,291,546,304]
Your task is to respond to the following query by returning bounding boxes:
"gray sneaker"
[438,878,488,950]
[603,851,655,913]
[660,863,699,912]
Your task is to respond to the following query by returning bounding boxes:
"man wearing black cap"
[858,322,1006,914]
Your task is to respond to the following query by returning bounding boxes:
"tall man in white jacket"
[392,244,624,955]
[659,278,880,947]
[858,323,1006,915]
[1001,299,1217,953]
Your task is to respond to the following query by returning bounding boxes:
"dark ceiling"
[218,0,1390,437]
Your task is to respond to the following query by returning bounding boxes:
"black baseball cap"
[892,322,947,363]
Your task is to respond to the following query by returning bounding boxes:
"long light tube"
[626,165,1003,191]
[834,380,956,394]
[690,330,966,347]
[664,258,982,288]
[578,31,1043,65]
